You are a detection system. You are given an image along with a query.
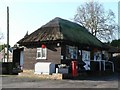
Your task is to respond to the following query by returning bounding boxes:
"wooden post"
[7,6,9,62]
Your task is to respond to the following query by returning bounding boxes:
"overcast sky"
[0,0,119,46]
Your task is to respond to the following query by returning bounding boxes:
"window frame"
[36,48,47,59]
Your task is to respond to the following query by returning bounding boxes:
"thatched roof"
[18,17,103,48]
[108,46,120,53]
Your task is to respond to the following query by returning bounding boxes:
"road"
[1,73,120,88]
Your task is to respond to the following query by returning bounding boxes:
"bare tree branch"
[74,1,118,42]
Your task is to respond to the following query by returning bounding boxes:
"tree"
[74,1,117,41]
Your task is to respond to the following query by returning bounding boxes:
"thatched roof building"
[16,17,110,72]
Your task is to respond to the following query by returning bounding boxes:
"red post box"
[72,61,78,77]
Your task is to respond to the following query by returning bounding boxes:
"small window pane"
[37,52,41,58]
[42,49,46,57]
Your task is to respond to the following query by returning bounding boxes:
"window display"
[82,50,90,70]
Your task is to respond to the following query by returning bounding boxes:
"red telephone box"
[71,61,78,77]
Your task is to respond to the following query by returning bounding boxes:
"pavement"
[1,72,120,89]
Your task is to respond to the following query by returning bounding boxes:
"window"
[36,48,47,59]
[82,50,90,61]
[66,45,77,59]
[94,51,101,61]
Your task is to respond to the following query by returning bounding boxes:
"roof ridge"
[42,17,61,28]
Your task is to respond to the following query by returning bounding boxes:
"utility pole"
[3,44,5,62]
[7,6,9,62]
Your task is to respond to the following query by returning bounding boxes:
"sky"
[0,0,119,46]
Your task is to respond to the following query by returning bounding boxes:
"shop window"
[66,45,77,59]
[82,50,90,70]
[94,51,102,61]
[36,48,47,59]
[82,50,90,61]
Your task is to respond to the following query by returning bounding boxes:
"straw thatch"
[18,17,103,48]
[108,46,120,53]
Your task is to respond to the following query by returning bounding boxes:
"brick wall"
[36,46,61,64]
[23,46,61,70]
[23,47,37,70]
